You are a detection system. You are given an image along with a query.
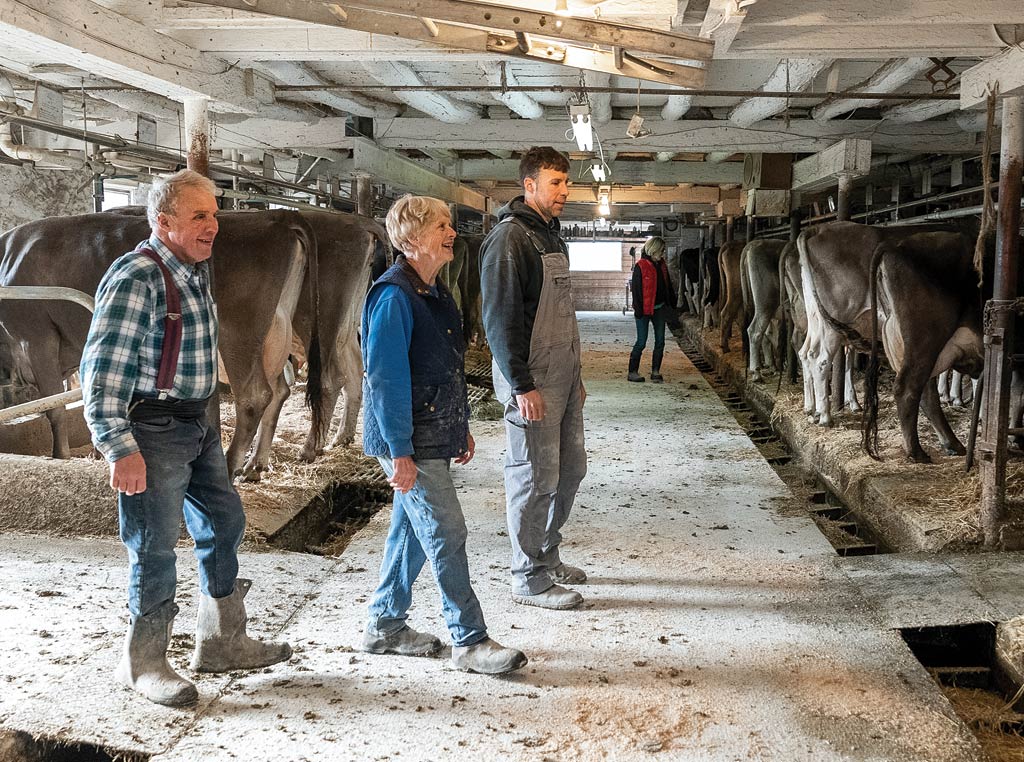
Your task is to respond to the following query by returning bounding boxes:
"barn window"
[101,187,132,211]
[567,241,624,272]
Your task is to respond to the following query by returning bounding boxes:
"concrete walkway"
[0,313,989,760]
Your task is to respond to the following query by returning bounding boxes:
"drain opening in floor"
[0,730,149,762]
[901,623,1024,761]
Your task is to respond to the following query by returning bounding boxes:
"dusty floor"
[0,312,1005,761]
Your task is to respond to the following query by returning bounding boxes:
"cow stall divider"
[0,285,93,425]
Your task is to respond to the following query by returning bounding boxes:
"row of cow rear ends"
[680,219,1021,465]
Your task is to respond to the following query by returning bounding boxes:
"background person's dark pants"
[629,311,666,375]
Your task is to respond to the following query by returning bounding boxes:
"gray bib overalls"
[492,219,588,596]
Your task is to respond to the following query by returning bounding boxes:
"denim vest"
[362,259,470,460]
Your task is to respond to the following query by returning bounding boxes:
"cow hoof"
[751,372,762,383]
[939,395,951,405]
[908,452,933,464]
[818,417,832,428]
[944,444,967,456]
[847,403,861,414]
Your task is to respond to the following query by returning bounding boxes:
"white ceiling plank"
[362,61,479,123]
[482,63,544,119]
[454,157,743,184]
[729,59,832,127]
[723,25,1004,59]
[0,0,271,112]
[746,1,1024,27]
[961,46,1024,109]
[373,117,979,154]
[810,58,932,122]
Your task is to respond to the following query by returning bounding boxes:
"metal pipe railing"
[0,285,94,424]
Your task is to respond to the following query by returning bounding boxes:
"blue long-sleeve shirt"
[363,283,416,457]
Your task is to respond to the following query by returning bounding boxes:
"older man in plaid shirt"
[81,169,290,707]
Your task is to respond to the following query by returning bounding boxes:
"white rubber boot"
[190,579,292,673]
[115,601,198,707]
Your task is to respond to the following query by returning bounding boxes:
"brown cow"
[739,239,785,382]
[0,207,383,480]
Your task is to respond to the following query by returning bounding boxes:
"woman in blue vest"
[628,236,675,383]
[359,194,527,675]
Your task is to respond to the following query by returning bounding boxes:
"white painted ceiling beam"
[490,185,722,205]
[256,61,401,118]
[699,0,747,57]
[810,58,932,122]
[482,63,543,120]
[587,72,613,125]
[0,0,271,113]
[881,96,960,123]
[362,61,478,123]
[729,59,832,127]
[373,116,978,153]
[961,46,1024,109]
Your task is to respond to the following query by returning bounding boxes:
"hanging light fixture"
[590,163,607,182]
[597,186,611,217]
[554,0,571,15]
[569,104,593,151]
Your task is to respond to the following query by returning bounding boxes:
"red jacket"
[631,256,672,318]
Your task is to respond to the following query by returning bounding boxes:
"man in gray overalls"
[479,147,588,610]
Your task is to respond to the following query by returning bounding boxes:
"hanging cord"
[974,83,998,285]
[784,59,791,130]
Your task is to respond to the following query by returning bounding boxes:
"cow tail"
[862,243,887,460]
[739,249,751,372]
[301,220,326,446]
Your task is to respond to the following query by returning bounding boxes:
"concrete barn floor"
[0,312,1006,761]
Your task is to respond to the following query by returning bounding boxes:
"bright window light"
[567,241,623,271]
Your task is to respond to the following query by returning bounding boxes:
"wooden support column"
[979,95,1024,546]
[725,216,734,243]
[183,96,219,429]
[355,175,372,217]
[184,97,209,177]
[831,172,854,414]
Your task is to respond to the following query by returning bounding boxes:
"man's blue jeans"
[119,416,245,617]
[630,310,667,372]
[367,457,488,648]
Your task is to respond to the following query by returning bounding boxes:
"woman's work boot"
[115,600,198,707]
[627,353,645,383]
[651,350,665,383]
[190,579,292,673]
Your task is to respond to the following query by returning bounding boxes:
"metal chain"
[983,298,1024,333]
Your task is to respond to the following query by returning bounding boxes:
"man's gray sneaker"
[360,625,443,656]
[451,638,528,675]
[550,563,587,585]
[511,584,583,610]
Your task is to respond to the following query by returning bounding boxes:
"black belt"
[129,395,209,422]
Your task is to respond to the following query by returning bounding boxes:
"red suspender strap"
[137,247,182,399]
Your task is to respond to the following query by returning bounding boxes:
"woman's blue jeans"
[119,416,246,617]
[367,457,488,648]
[630,310,666,372]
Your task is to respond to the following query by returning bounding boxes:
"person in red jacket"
[628,236,674,383]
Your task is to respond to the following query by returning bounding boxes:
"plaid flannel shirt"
[81,235,218,462]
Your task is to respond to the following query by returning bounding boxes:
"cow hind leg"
[327,332,362,450]
[242,371,291,482]
[26,334,71,459]
[921,378,966,457]
[844,347,860,413]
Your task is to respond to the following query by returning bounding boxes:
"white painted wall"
[0,165,93,233]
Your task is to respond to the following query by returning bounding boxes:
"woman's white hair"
[147,169,218,229]
[643,236,667,261]
[385,194,451,253]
